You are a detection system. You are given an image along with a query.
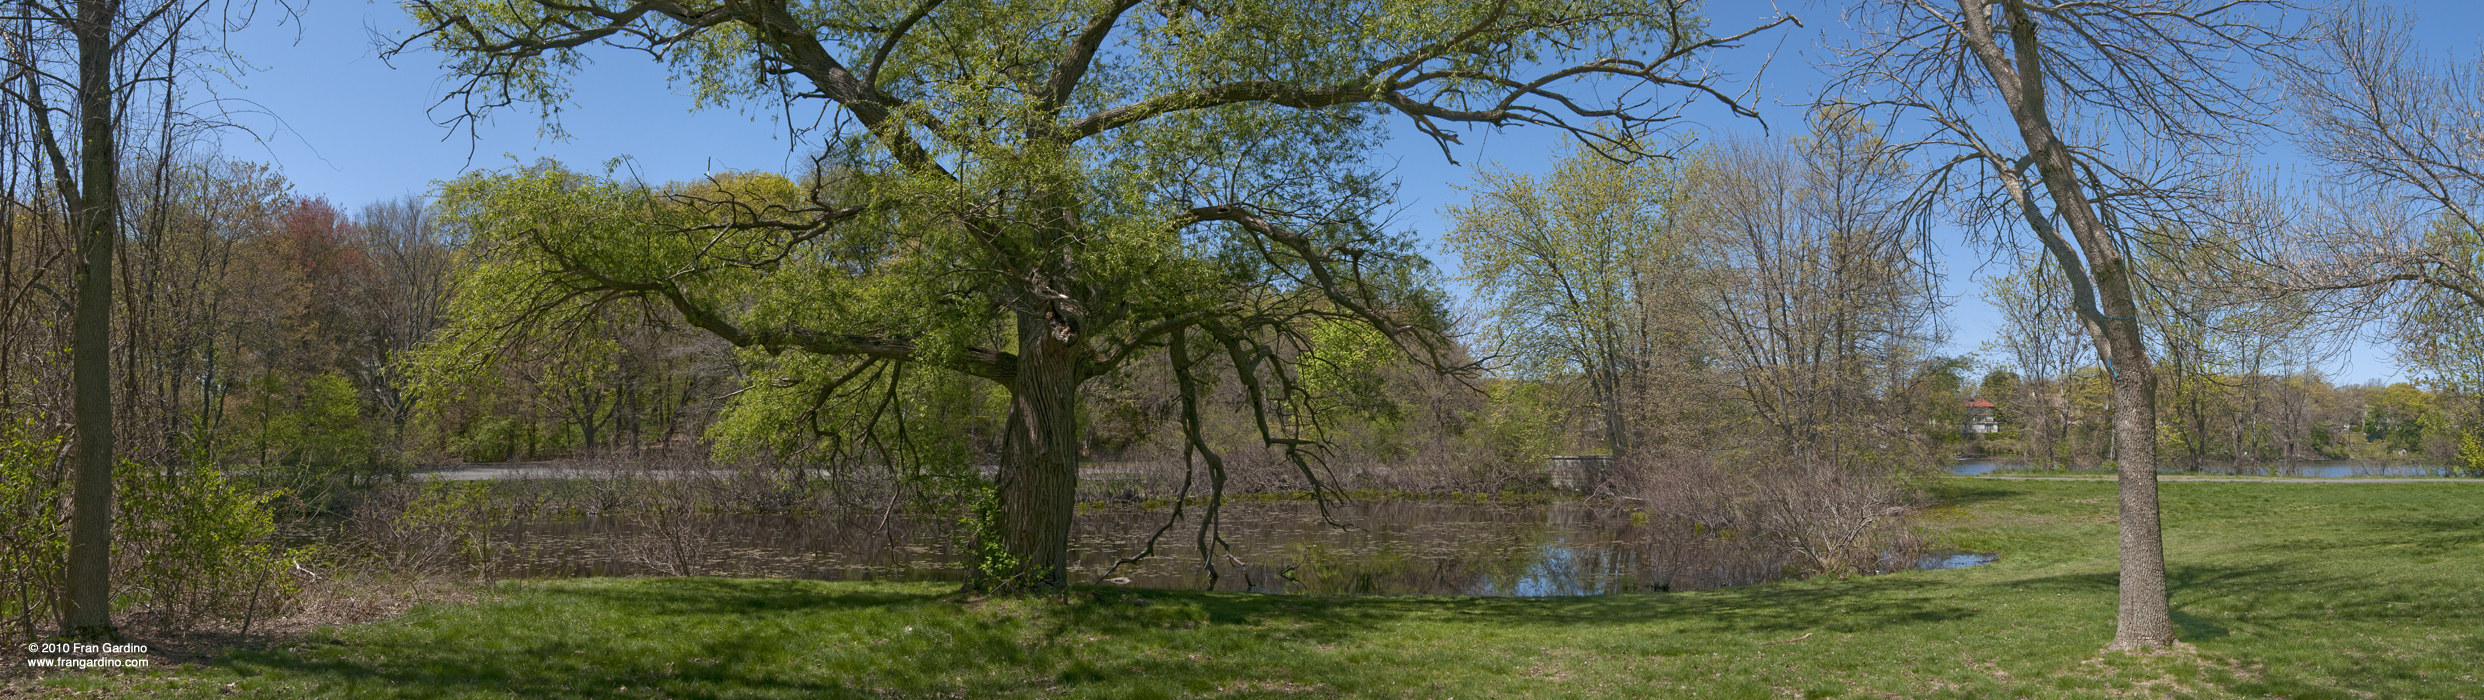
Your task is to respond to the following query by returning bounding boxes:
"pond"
[1951,458,2461,478]
[300,499,1990,597]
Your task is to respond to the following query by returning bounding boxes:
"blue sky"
[213,0,2484,385]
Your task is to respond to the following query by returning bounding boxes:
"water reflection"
[1917,550,1997,570]
[309,500,1989,596]
[1952,458,2460,478]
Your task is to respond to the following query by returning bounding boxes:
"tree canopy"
[398,0,1794,588]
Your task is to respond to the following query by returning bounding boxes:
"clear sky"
[213,0,2484,386]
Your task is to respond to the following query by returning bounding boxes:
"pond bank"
[22,479,2480,699]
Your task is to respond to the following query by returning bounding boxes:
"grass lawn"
[27,480,2484,699]
[1973,468,2478,481]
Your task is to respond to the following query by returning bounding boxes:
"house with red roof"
[1962,398,2000,437]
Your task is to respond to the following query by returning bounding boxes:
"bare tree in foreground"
[0,0,228,636]
[1831,0,2303,650]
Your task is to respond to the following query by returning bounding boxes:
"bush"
[231,372,408,515]
[2458,432,2484,478]
[450,416,525,463]
[346,482,518,578]
[0,417,66,641]
[1628,449,1928,578]
[0,415,308,641]
[114,463,309,632]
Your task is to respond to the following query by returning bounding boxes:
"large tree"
[399,0,1792,588]
[1444,139,1690,460]
[1682,113,1940,466]
[1,0,217,636]
[1831,0,2301,649]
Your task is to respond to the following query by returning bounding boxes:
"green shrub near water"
[0,417,67,640]
[2460,432,2484,478]
[113,463,309,631]
[229,372,412,515]
[344,481,523,578]
[0,417,308,640]
[447,416,526,464]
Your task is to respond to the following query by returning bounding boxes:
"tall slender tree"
[1982,255,2089,468]
[1,0,218,636]
[63,0,128,636]
[1831,0,2304,649]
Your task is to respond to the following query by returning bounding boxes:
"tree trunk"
[62,0,123,637]
[1962,0,2175,650]
[988,311,1080,590]
[2101,314,2174,650]
[1598,366,1629,458]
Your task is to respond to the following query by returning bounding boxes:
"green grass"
[37,480,2484,699]
[1973,468,2479,480]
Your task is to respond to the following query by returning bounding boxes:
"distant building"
[1962,398,2000,437]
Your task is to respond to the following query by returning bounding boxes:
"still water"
[1951,458,2460,477]
[312,500,1988,597]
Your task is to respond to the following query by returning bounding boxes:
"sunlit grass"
[35,480,2484,698]
[1974,467,2476,480]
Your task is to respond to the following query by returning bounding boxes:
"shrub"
[450,416,525,463]
[114,462,308,632]
[232,372,407,515]
[1629,449,1928,579]
[346,482,516,578]
[0,414,307,641]
[2458,432,2484,478]
[0,417,66,641]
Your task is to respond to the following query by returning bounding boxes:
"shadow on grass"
[207,579,940,699]
[187,572,2001,699]
[2152,547,2483,699]
[1176,569,1986,640]
[2169,611,2229,642]
[156,481,2482,700]
[2388,515,2484,550]
[534,576,947,614]
[190,577,1475,698]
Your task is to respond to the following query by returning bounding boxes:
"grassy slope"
[41,480,2484,699]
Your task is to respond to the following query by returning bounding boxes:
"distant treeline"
[1971,370,2474,469]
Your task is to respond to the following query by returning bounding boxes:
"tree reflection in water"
[320,500,1958,596]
